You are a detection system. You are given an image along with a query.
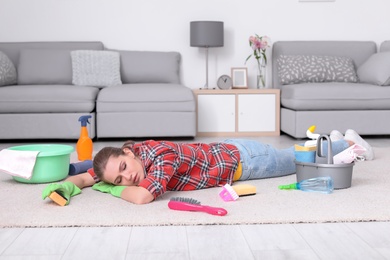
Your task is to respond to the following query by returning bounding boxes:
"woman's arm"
[66,172,96,189]
[120,186,154,205]
[42,172,96,206]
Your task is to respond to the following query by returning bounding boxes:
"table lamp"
[190,21,224,89]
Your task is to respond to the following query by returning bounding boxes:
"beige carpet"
[0,147,389,228]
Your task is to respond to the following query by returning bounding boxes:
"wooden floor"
[0,222,390,259]
[1,135,389,259]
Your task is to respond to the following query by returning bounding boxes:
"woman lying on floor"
[42,129,374,205]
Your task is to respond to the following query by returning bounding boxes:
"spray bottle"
[76,115,93,161]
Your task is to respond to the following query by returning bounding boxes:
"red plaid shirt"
[132,140,240,199]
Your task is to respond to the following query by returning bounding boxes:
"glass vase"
[256,59,266,89]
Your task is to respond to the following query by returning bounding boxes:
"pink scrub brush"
[168,197,228,216]
[219,184,239,201]
[219,184,257,202]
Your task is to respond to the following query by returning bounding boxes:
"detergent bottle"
[76,115,93,161]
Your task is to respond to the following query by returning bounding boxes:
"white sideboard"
[193,89,280,137]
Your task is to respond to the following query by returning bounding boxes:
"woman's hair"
[93,141,136,180]
[122,140,136,151]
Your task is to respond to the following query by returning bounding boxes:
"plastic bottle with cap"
[278,176,334,194]
[76,115,93,161]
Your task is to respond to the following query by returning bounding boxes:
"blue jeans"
[224,139,350,180]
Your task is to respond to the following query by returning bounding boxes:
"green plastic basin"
[8,144,74,184]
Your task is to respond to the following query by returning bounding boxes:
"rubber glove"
[42,181,81,205]
[92,182,126,198]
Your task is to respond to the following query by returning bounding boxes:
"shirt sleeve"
[87,168,100,183]
[138,154,177,199]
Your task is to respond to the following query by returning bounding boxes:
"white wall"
[0,0,388,89]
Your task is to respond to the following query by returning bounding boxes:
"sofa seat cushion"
[281,82,390,110]
[0,85,99,113]
[97,84,195,112]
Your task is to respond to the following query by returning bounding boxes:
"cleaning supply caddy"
[295,135,354,189]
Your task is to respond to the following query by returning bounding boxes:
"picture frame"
[231,67,248,89]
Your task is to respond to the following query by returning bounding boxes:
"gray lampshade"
[190,21,224,47]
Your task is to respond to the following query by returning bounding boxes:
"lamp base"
[199,85,216,90]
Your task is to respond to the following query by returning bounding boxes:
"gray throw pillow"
[357,52,390,86]
[277,55,358,85]
[17,49,73,85]
[115,50,181,84]
[71,50,122,87]
[0,51,17,86]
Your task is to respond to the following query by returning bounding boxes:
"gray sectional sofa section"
[0,42,196,139]
[272,41,390,138]
[96,50,195,138]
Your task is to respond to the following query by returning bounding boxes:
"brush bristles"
[170,197,201,205]
[224,184,239,200]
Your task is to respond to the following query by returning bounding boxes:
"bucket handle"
[316,134,334,164]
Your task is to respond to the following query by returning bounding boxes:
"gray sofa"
[272,41,390,138]
[0,42,196,139]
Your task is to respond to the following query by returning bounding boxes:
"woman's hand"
[92,182,126,197]
[42,181,81,205]
[92,182,154,204]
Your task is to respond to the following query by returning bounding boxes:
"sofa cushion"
[0,51,17,86]
[114,50,180,84]
[97,84,194,112]
[0,42,104,68]
[281,82,390,110]
[277,55,358,85]
[357,52,390,86]
[17,49,73,85]
[380,41,390,52]
[71,50,122,87]
[0,85,99,113]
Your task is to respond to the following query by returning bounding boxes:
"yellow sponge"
[232,184,257,196]
[294,144,317,151]
[48,191,67,206]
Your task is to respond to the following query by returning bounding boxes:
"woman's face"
[103,149,145,186]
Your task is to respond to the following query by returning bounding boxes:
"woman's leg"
[321,139,350,156]
[224,139,350,180]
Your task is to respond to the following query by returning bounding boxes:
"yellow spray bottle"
[76,115,93,161]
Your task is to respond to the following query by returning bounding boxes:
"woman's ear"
[122,148,135,158]
[122,147,132,154]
